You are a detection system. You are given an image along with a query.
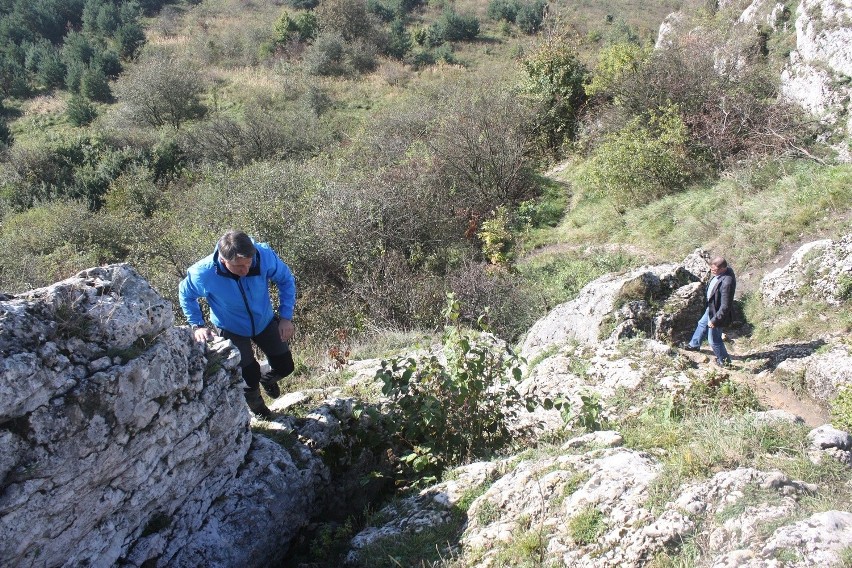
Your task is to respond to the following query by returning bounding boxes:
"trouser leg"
[253,318,294,390]
[689,309,710,348]
[708,325,730,365]
[218,328,272,416]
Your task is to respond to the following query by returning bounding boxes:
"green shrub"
[66,95,98,126]
[112,54,206,129]
[303,31,348,76]
[430,9,480,43]
[372,295,567,481]
[585,42,649,99]
[478,206,515,266]
[79,66,111,102]
[521,38,588,154]
[515,0,546,34]
[487,0,520,22]
[575,103,689,211]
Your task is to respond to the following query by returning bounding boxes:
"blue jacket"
[179,241,296,337]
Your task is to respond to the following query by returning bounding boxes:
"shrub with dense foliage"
[112,54,206,129]
[371,296,567,482]
[575,103,690,210]
[522,37,588,154]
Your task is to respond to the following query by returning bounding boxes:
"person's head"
[218,230,256,276]
[710,257,728,276]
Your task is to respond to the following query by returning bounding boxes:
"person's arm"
[265,250,296,321]
[710,275,733,326]
[263,246,297,341]
[179,273,215,342]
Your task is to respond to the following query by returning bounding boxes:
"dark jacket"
[708,267,736,328]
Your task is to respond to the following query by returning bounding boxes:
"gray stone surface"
[780,0,852,156]
[761,236,852,307]
[0,264,324,568]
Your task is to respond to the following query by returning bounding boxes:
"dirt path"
[679,347,831,427]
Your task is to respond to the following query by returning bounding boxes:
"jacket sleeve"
[264,247,296,320]
[710,275,733,326]
[179,272,205,326]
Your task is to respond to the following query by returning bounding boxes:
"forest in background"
[0,0,844,369]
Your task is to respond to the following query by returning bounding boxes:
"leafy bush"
[575,104,690,210]
[585,42,649,99]
[521,37,588,154]
[316,0,382,43]
[478,206,515,266]
[372,295,567,481]
[515,0,546,34]
[66,95,98,126]
[113,54,206,129]
[600,35,804,168]
[274,11,319,45]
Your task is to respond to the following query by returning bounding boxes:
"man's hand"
[193,326,215,342]
[708,320,716,328]
[279,318,295,342]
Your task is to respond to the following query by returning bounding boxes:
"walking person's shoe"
[714,358,732,369]
[260,374,282,399]
[681,343,700,352]
[244,388,273,419]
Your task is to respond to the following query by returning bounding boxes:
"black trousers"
[220,318,294,390]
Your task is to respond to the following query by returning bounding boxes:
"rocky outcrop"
[0,264,325,567]
[739,0,791,30]
[779,0,852,156]
[761,234,852,306]
[520,254,707,361]
[346,431,851,567]
[775,343,852,405]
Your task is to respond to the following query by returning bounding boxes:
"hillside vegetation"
[0,0,848,367]
[2,1,852,566]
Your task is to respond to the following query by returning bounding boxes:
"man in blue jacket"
[684,257,736,367]
[179,230,296,418]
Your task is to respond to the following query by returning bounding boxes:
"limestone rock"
[761,511,852,566]
[0,265,323,568]
[809,424,852,450]
[780,0,852,153]
[656,12,687,48]
[520,264,694,360]
[761,235,852,306]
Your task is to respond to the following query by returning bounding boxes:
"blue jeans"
[689,309,730,364]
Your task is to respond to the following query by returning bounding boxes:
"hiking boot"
[681,343,700,352]
[260,375,281,399]
[244,388,273,419]
[714,359,732,369]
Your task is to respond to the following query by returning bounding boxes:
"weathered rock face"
[739,0,791,30]
[775,343,852,406]
[0,264,324,567]
[347,432,851,568]
[761,234,852,306]
[779,0,852,156]
[520,257,706,361]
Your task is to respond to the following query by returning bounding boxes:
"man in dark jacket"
[685,257,736,367]
[179,230,296,418]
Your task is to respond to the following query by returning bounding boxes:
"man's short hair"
[218,230,256,261]
[711,257,727,269]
